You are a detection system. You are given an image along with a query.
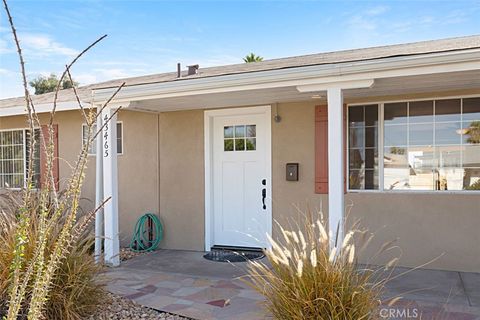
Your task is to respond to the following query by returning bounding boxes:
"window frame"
[223,124,257,152]
[347,94,480,194]
[346,104,380,190]
[0,127,39,190]
[82,121,123,156]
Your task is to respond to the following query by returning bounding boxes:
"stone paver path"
[105,250,480,320]
[105,267,269,320]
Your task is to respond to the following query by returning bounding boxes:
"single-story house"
[0,35,479,272]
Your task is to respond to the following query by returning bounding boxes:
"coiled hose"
[129,213,163,252]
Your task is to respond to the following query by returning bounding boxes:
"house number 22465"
[103,114,109,158]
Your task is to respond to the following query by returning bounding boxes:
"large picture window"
[348,97,480,192]
[0,129,40,188]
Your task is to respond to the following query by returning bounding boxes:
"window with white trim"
[348,105,379,189]
[0,129,40,188]
[82,122,123,155]
[348,97,480,191]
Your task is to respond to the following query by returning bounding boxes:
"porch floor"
[105,249,480,320]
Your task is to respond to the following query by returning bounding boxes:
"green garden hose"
[129,213,163,252]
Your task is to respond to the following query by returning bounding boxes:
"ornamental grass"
[0,193,104,320]
[246,210,397,320]
[0,1,125,318]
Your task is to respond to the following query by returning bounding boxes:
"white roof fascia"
[92,48,480,103]
[0,101,92,117]
[2,48,479,116]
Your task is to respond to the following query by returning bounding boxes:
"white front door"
[210,106,271,249]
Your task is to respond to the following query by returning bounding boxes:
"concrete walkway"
[105,250,480,320]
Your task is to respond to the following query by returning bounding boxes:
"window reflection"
[436,122,461,145]
[463,168,480,190]
[409,123,433,146]
[224,125,256,152]
[435,99,461,122]
[463,145,480,167]
[462,98,480,190]
[384,102,407,125]
[384,147,408,190]
[348,105,379,190]
[349,149,364,169]
[436,146,461,167]
[349,127,364,148]
[464,121,480,144]
[436,168,464,191]
[383,98,480,191]
[463,98,480,121]
[349,97,480,192]
[384,125,407,147]
[409,100,433,123]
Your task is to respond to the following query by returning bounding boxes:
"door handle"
[261,179,267,210]
[262,188,266,210]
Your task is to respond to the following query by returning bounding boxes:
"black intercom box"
[286,163,299,181]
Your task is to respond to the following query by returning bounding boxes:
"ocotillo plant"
[1,1,124,319]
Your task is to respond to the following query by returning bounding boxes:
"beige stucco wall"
[0,112,96,211]
[347,193,480,272]
[158,110,205,251]
[0,110,159,246]
[2,95,479,272]
[271,102,326,228]
[274,102,479,273]
[153,101,480,272]
[116,110,159,245]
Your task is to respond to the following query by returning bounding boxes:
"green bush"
[0,193,105,320]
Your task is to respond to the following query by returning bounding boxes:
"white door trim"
[204,105,272,251]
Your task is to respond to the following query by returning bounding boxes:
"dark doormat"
[203,249,265,263]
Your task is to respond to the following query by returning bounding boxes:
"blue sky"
[0,0,479,99]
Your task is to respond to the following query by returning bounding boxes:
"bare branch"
[96,82,126,117]
[2,0,37,198]
[91,81,126,140]
[93,106,122,141]
[65,65,88,122]
[73,196,111,240]
[2,2,38,317]
[1,2,122,318]
[2,0,31,115]
[50,34,108,125]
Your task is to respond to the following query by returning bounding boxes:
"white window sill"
[347,189,480,195]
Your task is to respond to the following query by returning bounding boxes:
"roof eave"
[92,48,480,104]
[0,101,92,117]
[2,47,479,116]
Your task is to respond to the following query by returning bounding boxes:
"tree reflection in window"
[383,98,480,191]
[224,125,256,151]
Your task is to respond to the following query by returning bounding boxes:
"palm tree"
[466,121,480,144]
[243,53,263,63]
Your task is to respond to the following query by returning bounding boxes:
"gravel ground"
[120,247,151,261]
[90,249,188,319]
[88,292,191,320]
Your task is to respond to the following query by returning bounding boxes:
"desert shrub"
[246,211,392,320]
[465,179,480,190]
[0,192,104,320]
[1,1,123,318]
